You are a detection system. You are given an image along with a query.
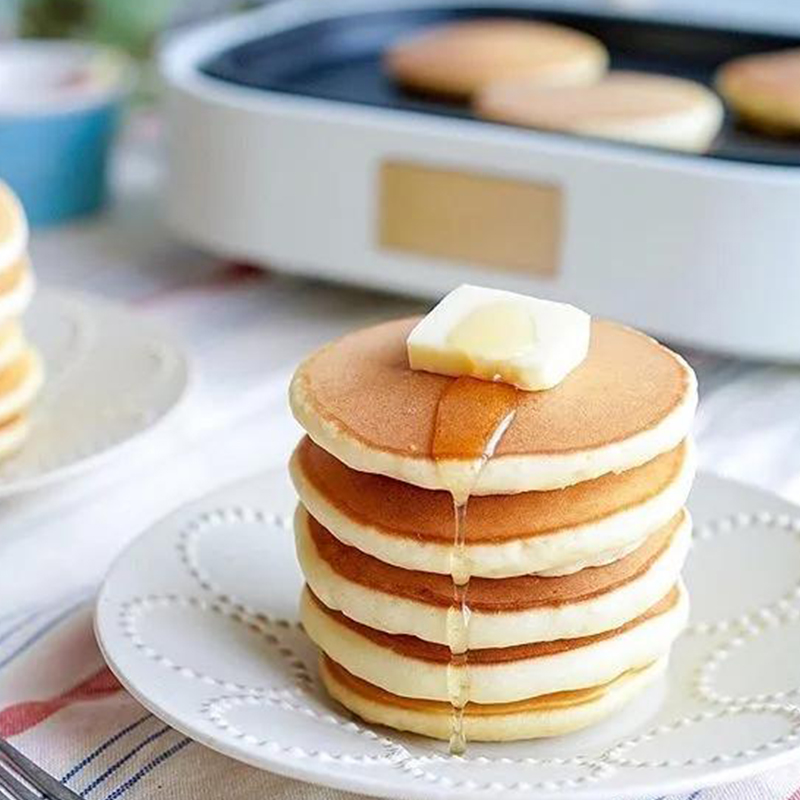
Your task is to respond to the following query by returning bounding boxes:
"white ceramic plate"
[96,470,800,799]
[0,289,189,495]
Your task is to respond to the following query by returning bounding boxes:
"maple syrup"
[431,376,519,754]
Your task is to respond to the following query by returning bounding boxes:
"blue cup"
[0,42,133,227]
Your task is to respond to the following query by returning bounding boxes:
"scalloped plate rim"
[95,468,800,800]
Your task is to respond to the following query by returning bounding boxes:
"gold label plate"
[378,161,561,275]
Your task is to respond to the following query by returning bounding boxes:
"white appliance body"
[162,0,800,359]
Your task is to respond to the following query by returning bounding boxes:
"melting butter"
[407,284,590,391]
[447,301,536,362]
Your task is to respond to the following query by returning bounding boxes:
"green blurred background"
[5,0,261,100]
[13,0,259,58]
[20,0,180,57]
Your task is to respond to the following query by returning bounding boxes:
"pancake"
[0,348,44,425]
[291,436,694,578]
[476,71,723,152]
[321,654,666,741]
[0,258,34,325]
[0,322,25,373]
[0,183,27,277]
[0,415,30,462]
[385,19,608,99]
[300,583,688,704]
[716,48,800,135]
[289,317,697,494]
[297,506,690,647]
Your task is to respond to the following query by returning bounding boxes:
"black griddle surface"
[202,5,800,166]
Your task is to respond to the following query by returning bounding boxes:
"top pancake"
[386,19,608,99]
[290,317,697,493]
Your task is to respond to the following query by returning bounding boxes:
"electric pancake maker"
[161,0,800,360]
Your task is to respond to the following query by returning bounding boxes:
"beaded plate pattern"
[0,289,189,495]
[96,469,800,800]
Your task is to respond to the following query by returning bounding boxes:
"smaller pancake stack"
[0,182,44,462]
[290,310,697,744]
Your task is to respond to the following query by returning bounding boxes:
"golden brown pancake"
[294,436,688,544]
[386,19,608,99]
[297,502,691,646]
[290,316,696,494]
[306,585,679,664]
[305,510,682,613]
[294,317,688,458]
[303,581,688,707]
[716,48,800,134]
[324,654,648,714]
[321,654,666,741]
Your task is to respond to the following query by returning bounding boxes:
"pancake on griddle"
[476,71,723,152]
[386,19,608,100]
[717,48,800,135]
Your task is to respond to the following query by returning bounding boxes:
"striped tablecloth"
[2,116,800,799]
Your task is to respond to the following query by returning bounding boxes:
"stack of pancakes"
[0,183,44,462]
[290,316,697,743]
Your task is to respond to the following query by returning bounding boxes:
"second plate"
[96,468,800,799]
[0,289,189,495]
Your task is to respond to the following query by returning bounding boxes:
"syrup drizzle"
[432,377,519,754]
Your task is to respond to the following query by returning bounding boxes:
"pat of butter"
[407,285,590,391]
